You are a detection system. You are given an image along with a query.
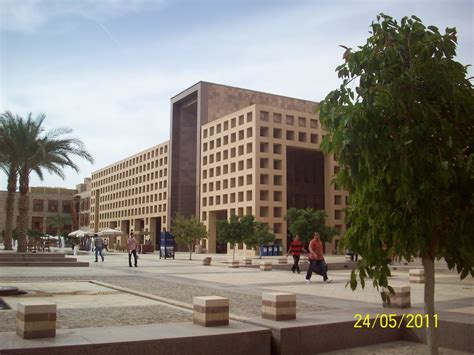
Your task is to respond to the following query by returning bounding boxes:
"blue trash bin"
[274,245,280,256]
[260,245,269,257]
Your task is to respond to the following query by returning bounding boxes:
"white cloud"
[1,0,472,190]
[0,0,166,33]
[0,0,45,33]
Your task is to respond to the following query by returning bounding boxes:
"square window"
[286,130,294,140]
[273,112,282,123]
[273,128,282,139]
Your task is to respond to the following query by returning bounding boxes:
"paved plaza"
[0,250,472,353]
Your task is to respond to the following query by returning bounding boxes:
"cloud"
[1,0,472,190]
[0,0,45,33]
[0,0,166,33]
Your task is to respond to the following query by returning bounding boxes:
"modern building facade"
[90,82,348,254]
[89,142,169,247]
[0,187,75,236]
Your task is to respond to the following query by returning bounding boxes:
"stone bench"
[260,261,272,271]
[278,257,288,264]
[409,269,424,283]
[262,292,296,321]
[382,285,411,309]
[193,296,229,327]
[16,301,56,339]
[202,257,212,266]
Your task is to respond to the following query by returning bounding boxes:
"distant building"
[0,187,75,235]
[90,82,348,254]
[72,178,91,231]
[90,142,169,248]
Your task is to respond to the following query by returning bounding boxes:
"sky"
[0,0,472,190]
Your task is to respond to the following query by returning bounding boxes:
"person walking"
[94,234,104,262]
[287,235,305,274]
[127,232,138,267]
[306,232,332,283]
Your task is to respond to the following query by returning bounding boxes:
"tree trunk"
[422,254,438,355]
[189,243,193,260]
[4,168,17,250]
[232,245,236,261]
[16,173,30,253]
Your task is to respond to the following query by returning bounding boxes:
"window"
[33,199,44,212]
[48,200,59,213]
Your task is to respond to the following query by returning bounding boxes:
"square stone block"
[409,269,425,283]
[193,296,229,327]
[229,260,240,268]
[242,257,252,265]
[261,292,296,321]
[16,301,56,339]
[278,257,288,264]
[202,257,212,266]
[262,292,296,303]
[17,302,56,315]
[193,296,229,308]
[382,286,411,309]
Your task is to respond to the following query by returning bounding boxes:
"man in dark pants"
[94,234,104,262]
[287,235,306,273]
[306,232,332,283]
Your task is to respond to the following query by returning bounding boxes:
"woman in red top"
[287,235,306,274]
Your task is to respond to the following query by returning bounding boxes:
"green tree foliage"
[242,218,275,258]
[319,14,473,354]
[172,214,207,260]
[285,208,338,244]
[217,214,254,261]
[48,214,73,237]
[0,111,94,252]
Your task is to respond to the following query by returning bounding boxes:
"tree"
[217,214,253,261]
[2,112,94,253]
[319,14,473,355]
[48,214,73,237]
[243,220,275,258]
[172,214,207,260]
[0,113,20,250]
[285,208,338,245]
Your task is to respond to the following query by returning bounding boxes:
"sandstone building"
[0,187,75,236]
[90,82,348,254]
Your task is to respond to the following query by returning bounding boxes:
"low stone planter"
[202,257,212,266]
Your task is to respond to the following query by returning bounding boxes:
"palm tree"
[2,112,93,252]
[0,112,21,250]
[49,214,73,237]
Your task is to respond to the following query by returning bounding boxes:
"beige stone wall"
[90,141,169,246]
[200,103,348,255]
[0,188,75,235]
